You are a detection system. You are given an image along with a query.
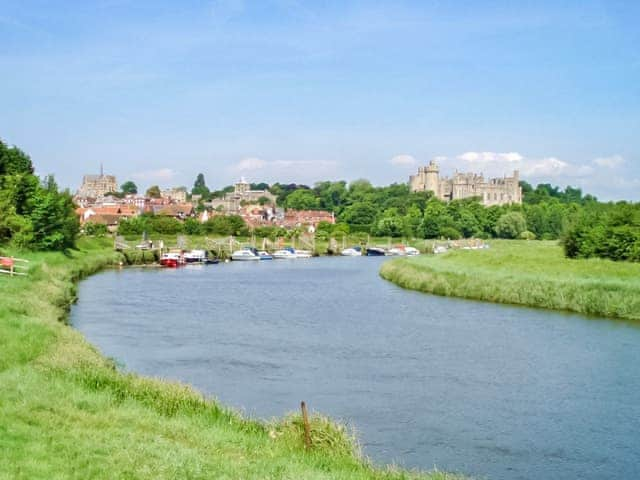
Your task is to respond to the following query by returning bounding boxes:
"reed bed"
[380,240,640,321]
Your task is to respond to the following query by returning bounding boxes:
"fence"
[0,256,29,277]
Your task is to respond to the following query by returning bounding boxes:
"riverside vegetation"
[380,241,640,321]
[0,237,463,479]
[1,141,466,478]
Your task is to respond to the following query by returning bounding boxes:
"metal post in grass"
[300,401,312,449]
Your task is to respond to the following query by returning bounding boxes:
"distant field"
[380,241,640,321]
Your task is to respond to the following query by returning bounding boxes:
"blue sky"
[1,0,638,199]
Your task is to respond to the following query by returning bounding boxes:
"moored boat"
[231,249,260,261]
[404,246,420,256]
[258,250,273,260]
[160,252,184,267]
[366,247,386,256]
[184,249,219,264]
[341,246,362,256]
[272,247,297,259]
[387,246,407,256]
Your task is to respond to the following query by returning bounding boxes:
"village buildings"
[410,160,522,206]
[161,188,187,203]
[73,172,332,234]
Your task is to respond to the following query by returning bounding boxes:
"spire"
[100,163,104,177]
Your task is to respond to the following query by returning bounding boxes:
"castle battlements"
[409,160,522,206]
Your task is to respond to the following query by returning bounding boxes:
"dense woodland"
[1,141,639,262]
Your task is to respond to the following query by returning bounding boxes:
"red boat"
[159,252,184,268]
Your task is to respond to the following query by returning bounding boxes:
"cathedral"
[410,160,522,206]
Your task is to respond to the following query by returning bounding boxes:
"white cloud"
[131,168,176,182]
[233,157,267,172]
[522,157,569,177]
[390,154,416,167]
[593,155,624,168]
[457,151,523,163]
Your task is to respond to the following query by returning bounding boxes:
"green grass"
[0,238,462,479]
[380,240,640,321]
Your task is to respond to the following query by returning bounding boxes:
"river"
[70,256,640,480]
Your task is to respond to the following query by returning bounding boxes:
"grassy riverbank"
[0,238,460,479]
[380,240,640,321]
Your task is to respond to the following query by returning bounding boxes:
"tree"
[495,212,527,239]
[121,181,138,195]
[204,215,248,236]
[146,185,161,198]
[0,141,78,250]
[339,201,378,232]
[27,176,79,250]
[285,189,320,210]
[192,173,210,200]
[0,140,34,176]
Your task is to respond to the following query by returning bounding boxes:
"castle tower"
[425,160,440,196]
[235,177,250,195]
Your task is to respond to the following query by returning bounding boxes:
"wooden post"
[300,401,312,449]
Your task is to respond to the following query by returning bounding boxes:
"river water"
[70,257,640,479]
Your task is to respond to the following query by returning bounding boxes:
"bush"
[84,222,109,237]
[519,230,536,240]
[439,226,462,240]
[204,215,248,236]
[495,212,527,239]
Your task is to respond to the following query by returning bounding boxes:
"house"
[151,203,195,219]
[281,210,335,231]
[76,204,138,233]
[76,204,138,224]
[161,188,188,203]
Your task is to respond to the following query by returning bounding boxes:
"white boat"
[272,247,298,259]
[405,246,420,256]
[295,249,312,258]
[184,249,207,263]
[433,246,448,254]
[231,249,260,261]
[258,251,273,260]
[341,246,362,256]
[387,247,407,256]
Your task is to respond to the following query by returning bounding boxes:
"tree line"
[0,140,78,250]
[2,142,638,262]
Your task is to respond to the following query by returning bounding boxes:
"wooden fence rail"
[0,256,29,277]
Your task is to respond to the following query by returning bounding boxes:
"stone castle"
[207,177,277,213]
[410,160,522,206]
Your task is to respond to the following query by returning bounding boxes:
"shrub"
[495,212,527,239]
[439,226,462,240]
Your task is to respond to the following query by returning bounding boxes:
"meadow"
[380,240,640,321]
[0,237,461,479]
